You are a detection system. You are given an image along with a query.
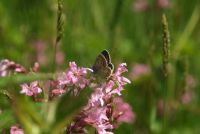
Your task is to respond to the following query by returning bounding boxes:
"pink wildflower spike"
[157,0,170,9]
[132,0,148,12]
[131,63,151,80]
[95,107,108,121]
[20,81,42,96]
[33,40,48,65]
[58,72,71,85]
[69,61,78,72]
[96,122,114,134]
[20,83,33,96]
[113,97,135,124]
[84,107,113,134]
[58,61,89,91]
[113,63,131,84]
[65,62,132,133]
[32,62,40,72]
[30,81,42,94]
[115,63,128,76]
[56,51,65,65]
[84,107,106,124]
[181,91,193,105]
[69,61,87,76]
[89,88,104,106]
[110,63,131,95]
[15,67,26,73]
[111,85,123,96]
[51,89,66,96]
[0,59,26,77]
[0,59,10,77]
[105,80,115,93]
[10,125,24,134]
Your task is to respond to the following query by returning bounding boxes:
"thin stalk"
[173,6,199,60]
[53,0,64,72]
[162,14,170,77]
[183,56,189,91]
[109,0,123,62]
[161,14,171,133]
[0,73,53,88]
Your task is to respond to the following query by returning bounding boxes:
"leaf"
[12,95,45,134]
[0,73,53,89]
[51,88,91,134]
[0,110,15,129]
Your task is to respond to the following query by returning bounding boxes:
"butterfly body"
[92,50,114,79]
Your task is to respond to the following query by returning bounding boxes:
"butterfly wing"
[93,50,114,79]
[92,54,107,74]
[102,50,114,76]
[101,50,111,63]
[102,66,112,79]
[108,63,114,71]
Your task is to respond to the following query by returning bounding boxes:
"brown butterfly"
[92,50,114,79]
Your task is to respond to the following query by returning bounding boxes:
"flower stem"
[109,0,123,62]
[53,0,64,72]
[161,14,170,133]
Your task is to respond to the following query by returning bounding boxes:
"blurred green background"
[1,0,200,133]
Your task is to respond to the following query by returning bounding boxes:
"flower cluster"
[0,59,26,77]
[10,125,24,134]
[33,40,64,66]
[112,97,135,124]
[4,60,134,134]
[20,81,42,96]
[181,75,197,105]
[66,63,134,134]
[57,62,89,95]
[130,63,151,80]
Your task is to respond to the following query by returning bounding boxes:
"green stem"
[173,6,200,60]
[0,73,53,88]
[161,14,171,133]
[109,0,123,62]
[53,0,64,72]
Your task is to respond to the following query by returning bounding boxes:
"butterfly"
[92,50,114,79]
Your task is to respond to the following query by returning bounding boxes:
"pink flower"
[66,62,132,134]
[89,87,105,106]
[58,62,89,90]
[56,51,65,65]
[181,91,193,105]
[111,63,131,95]
[113,63,131,85]
[0,59,9,77]
[10,125,24,134]
[113,97,135,124]
[33,40,47,65]
[0,59,26,77]
[180,75,196,105]
[20,81,42,96]
[157,0,170,9]
[51,88,66,96]
[96,122,113,134]
[84,107,113,134]
[132,0,148,12]
[32,62,40,72]
[131,63,150,80]
[84,107,108,124]
[83,63,131,132]
[104,80,115,94]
